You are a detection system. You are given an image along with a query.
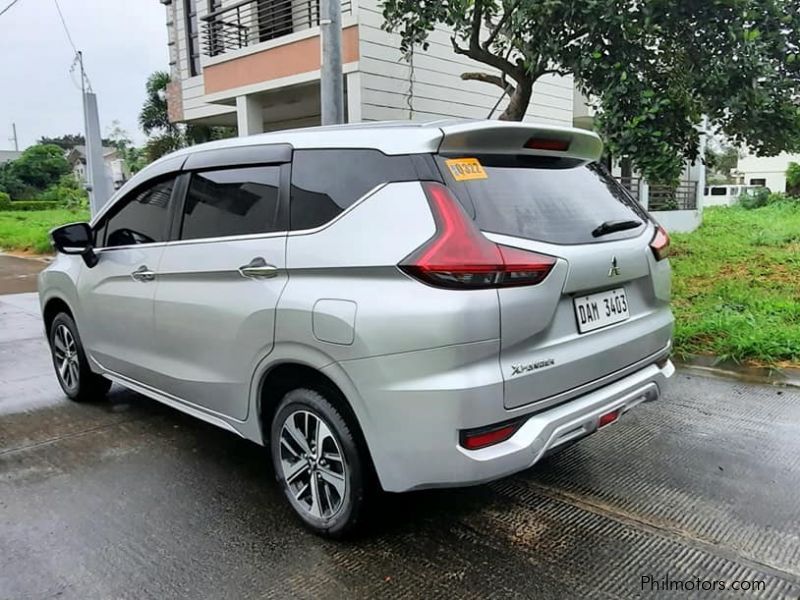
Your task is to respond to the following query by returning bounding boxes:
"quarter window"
[180,166,282,240]
[290,149,422,230]
[104,177,176,247]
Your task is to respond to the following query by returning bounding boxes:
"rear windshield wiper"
[591,219,643,238]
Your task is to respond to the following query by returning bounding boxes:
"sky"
[0,0,168,151]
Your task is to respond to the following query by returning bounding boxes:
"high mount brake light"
[399,182,556,289]
[524,137,571,152]
[650,225,670,261]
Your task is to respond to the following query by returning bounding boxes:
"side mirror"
[50,222,98,268]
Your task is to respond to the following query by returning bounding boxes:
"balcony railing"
[649,182,698,211]
[201,0,352,57]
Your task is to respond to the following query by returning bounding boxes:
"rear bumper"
[341,350,674,493]
[453,360,673,485]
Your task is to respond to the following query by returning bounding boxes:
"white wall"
[652,210,702,233]
[737,153,800,193]
[356,0,574,125]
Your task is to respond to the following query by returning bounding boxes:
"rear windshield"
[436,155,647,245]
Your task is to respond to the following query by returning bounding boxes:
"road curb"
[676,356,800,389]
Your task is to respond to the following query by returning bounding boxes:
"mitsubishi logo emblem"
[608,256,621,277]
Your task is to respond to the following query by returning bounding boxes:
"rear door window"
[437,156,647,245]
[180,166,282,240]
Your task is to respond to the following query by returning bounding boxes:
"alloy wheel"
[53,324,80,392]
[279,410,347,520]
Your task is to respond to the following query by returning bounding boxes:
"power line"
[53,0,92,92]
[53,0,78,54]
[0,0,23,18]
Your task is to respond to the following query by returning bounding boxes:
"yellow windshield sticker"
[445,158,488,181]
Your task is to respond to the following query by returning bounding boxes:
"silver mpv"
[39,121,674,536]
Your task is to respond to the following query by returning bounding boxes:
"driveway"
[1,292,799,599]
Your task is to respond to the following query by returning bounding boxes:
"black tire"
[270,388,368,538]
[49,312,112,402]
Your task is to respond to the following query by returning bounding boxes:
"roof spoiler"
[437,121,603,164]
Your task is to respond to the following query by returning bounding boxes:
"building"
[66,145,130,190]
[159,0,704,232]
[0,150,22,165]
[158,0,575,132]
[736,152,800,193]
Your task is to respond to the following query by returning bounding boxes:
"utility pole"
[10,123,19,151]
[78,51,113,215]
[320,0,344,125]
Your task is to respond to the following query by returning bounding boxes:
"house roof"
[0,150,22,164]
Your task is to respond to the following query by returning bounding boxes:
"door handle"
[238,257,278,279]
[131,265,156,282]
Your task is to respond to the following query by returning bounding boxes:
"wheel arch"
[42,296,74,338]
[257,360,378,484]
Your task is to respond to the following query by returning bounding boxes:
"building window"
[184,0,201,76]
[750,178,767,186]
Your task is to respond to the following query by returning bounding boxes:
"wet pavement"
[2,292,800,599]
[0,254,48,295]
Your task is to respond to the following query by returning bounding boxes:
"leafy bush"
[0,191,10,210]
[38,175,89,210]
[739,189,797,209]
[5,200,63,211]
[786,162,800,197]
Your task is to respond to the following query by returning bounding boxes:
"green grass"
[670,202,800,366]
[0,209,90,254]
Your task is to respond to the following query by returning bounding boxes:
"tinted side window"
[290,149,421,230]
[710,187,727,196]
[105,178,176,247]
[180,166,281,240]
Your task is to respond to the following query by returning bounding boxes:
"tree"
[38,133,113,150]
[139,71,235,162]
[7,145,71,196]
[705,146,741,184]
[381,0,800,184]
[106,121,147,174]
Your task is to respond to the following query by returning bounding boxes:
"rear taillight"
[399,182,556,289]
[650,225,670,261]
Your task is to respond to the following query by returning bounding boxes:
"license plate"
[574,288,630,333]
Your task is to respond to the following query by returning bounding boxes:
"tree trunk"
[499,79,533,121]
[620,157,633,179]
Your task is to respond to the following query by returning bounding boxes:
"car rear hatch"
[435,122,673,410]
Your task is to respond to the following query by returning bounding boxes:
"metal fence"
[648,182,698,211]
[615,176,641,200]
[202,0,352,57]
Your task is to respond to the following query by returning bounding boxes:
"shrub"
[0,191,10,210]
[39,176,89,210]
[5,200,63,211]
[738,189,797,209]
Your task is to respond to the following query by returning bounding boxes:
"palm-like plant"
[139,71,235,162]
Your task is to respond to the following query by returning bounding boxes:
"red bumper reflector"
[461,423,520,450]
[598,409,620,428]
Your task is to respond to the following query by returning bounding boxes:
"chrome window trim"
[94,230,289,252]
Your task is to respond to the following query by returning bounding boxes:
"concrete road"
[2,292,800,599]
